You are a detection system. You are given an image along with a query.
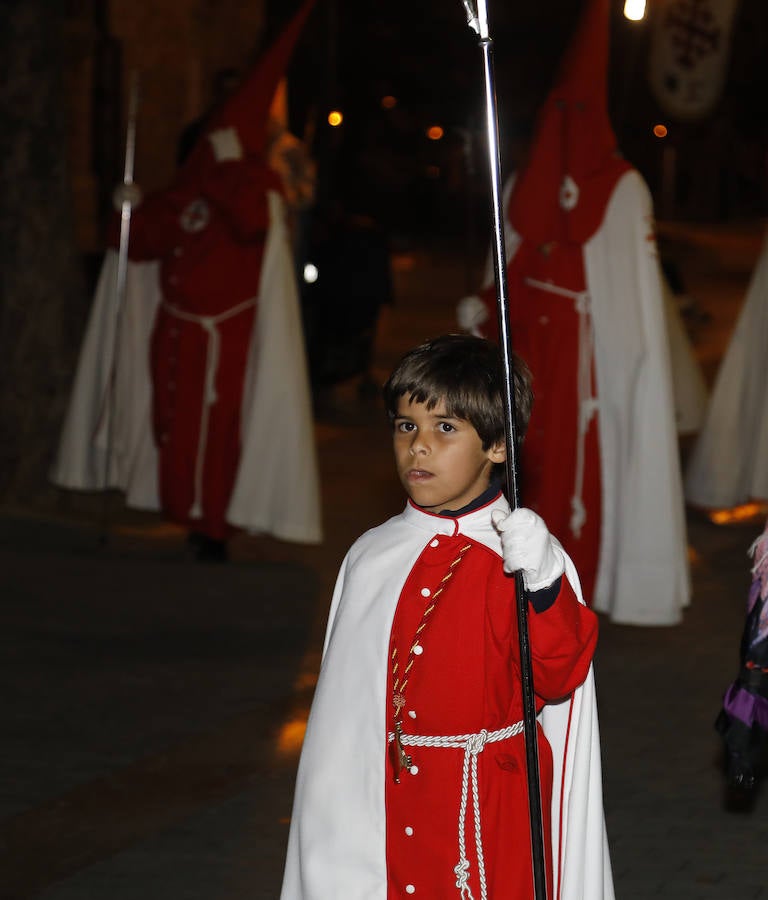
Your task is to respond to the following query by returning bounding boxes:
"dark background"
[0,0,765,504]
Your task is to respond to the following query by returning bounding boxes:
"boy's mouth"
[406,468,434,481]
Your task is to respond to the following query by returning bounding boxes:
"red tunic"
[118,159,282,539]
[384,532,597,899]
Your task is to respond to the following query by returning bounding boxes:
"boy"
[280,335,614,900]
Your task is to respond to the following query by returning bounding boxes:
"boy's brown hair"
[383,334,533,449]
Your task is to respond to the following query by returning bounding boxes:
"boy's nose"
[409,434,429,455]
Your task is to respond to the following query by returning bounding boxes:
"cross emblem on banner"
[666,0,720,70]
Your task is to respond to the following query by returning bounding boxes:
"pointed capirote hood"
[507,0,630,245]
[181,0,316,177]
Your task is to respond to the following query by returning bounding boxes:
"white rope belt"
[162,298,256,518]
[389,721,525,900]
[525,277,597,538]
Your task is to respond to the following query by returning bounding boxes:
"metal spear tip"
[461,0,480,34]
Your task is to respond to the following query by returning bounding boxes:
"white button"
[406,885,415,894]
[420,588,431,597]
[413,644,423,655]
[408,710,417,719]
[409,765,419,775]
[430,539,439,547]
[405,826,414,836]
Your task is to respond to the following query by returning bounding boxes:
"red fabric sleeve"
[528,575,598,702]
[106,191,187,260]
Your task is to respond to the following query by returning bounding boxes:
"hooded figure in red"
[476,0,629,602]
[461,0,689,625]
[116,1,316,549]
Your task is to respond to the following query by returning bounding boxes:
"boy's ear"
[487,441,506,463]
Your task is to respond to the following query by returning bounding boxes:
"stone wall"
[65,0,267,253]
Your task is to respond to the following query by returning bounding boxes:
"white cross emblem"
[180,198,210,233]
[559,175,579,211]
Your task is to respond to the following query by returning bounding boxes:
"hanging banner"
[648,0,740,121]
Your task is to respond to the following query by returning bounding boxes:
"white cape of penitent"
[685,231,768,509]
[661,275,708,436]
[50,250,161,510]
[51,191,322,544]
[585,170,690,626]
[227,191,322,543]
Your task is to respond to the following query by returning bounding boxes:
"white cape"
[51,191,322,544]
[684,231,768,508]
[281,496,614,900]
[661,275,708,436]
[585,170,690,625]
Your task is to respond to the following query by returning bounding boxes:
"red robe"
[120,160,283,540]
[385,526,597,898]
[481,239,603,602]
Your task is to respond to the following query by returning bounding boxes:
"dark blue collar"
[436,478,503,519]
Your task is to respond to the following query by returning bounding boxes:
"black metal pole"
[462,3,548,898]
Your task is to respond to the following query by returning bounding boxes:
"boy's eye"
[396,421,416,433]
[437,422,456,433]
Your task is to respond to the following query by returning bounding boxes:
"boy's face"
[393,395,505,514]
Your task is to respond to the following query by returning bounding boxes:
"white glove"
[491,507,565,591]
[456,294,489,336]
[112,182,143,211]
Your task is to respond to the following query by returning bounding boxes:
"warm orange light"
[653,123,668,138]
[427,125,444,141]
[113,522,187,537]
[381,95,397,110]
[327,110,343,127]
[276,715,308,757]
[391,253,417,273]
[709,503,768,526]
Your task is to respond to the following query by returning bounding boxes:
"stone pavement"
[1,228,767,899]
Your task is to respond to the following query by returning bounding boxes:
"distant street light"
[623,0,646,20]
[427,125,444,141]
[327,110,343,127]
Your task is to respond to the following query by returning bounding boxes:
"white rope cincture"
[388,721,524,900]
[524,278,597,538]
[161,298,256,518]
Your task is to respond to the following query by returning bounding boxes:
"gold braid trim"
[392,541,473,704]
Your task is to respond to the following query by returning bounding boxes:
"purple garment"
[716,518,768,791]
[722,683,768,731]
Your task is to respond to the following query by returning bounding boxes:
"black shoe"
[188,532,229,563]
